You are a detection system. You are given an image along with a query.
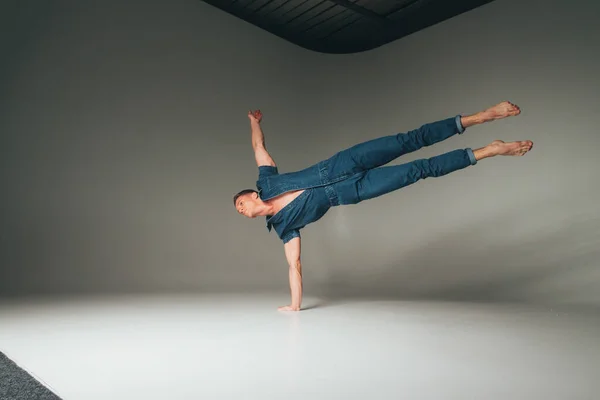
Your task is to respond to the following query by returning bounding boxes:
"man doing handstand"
[233,102,533,311]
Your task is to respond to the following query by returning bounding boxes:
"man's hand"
[248,109,262,124]
[278,305,300,312]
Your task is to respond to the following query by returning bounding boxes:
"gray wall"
[307,0,600,307]
[0,0,315,295]
[2,0,599,307]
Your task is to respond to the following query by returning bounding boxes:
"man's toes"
[519,141,532,155]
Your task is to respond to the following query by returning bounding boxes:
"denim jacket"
[256,158,358,239]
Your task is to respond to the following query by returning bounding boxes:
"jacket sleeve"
[281,229,300,244]
[258,165,279,179]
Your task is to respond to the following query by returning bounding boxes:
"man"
[233,102,533,311]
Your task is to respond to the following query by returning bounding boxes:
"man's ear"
[253,192,259,200]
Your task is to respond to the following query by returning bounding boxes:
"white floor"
[1,293,599,400]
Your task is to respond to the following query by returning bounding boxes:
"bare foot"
[484,101,521,121]
[489,140,533,156]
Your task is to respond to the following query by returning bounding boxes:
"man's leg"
[327,101,521,176]
[340,139,532,204]
[327,117,462,177]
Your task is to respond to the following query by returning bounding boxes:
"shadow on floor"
[314,194,600,310]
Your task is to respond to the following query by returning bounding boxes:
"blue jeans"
[327,116,477,205]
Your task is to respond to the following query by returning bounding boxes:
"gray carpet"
[0,352,61,400]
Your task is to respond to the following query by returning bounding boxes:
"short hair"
[233,189,257,206]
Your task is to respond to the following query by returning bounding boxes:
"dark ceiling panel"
[302,8,357,39]
[251,0,289,14]
[326,0,393,25]
[356,0,412,16]
[285,1,333,28]
[201,0,496,53]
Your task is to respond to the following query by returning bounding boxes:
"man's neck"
[256,201,275,217]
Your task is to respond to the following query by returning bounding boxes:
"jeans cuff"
[466,148,477,165]
[455,115,465,134]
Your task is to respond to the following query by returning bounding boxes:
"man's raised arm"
[278,236,302,311]
[248,110,276,167]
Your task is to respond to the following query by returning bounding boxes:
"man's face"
[235,193,258,218]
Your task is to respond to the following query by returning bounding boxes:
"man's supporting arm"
[279,236,302,311]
